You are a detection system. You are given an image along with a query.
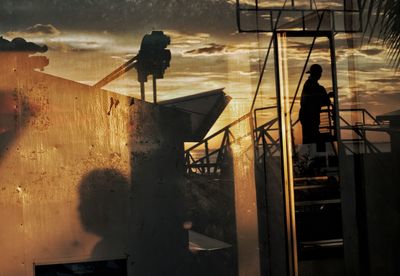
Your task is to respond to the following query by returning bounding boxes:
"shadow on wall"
[79,169,130,258]
[35,171,131,276]
[0,37,48,161]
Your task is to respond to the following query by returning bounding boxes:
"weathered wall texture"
[0,60,189,275]
[229,118,261,276]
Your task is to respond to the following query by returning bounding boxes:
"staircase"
[293,143,342,260]
[184,104,388,268]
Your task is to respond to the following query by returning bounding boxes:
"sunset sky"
[1,0,399,137]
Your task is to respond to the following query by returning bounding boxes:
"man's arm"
[320,86,331,106]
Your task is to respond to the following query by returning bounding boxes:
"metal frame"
[273,31,296,276]
[339,108,386,154]
[184,108,387,171]
[235,0,362,33]
[184,113,251,175]
[271,29,340,276]
[236,7,362,33]
[184,2,391,275]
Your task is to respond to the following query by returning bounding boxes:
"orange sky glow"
[1,0,399,141]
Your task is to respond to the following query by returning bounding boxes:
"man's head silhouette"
[306,64,322,80]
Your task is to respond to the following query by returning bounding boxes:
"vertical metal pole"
[329,32,342,166]
[205,141,210,174]
[152,75,157,104]
[330,31,362,276]
[140,82,145,101]
[362,111,367,153]
[329,33,341,148]
[273,32,296,276]
[280,32,298,276]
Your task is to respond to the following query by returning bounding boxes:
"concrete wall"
[0,60,189,275]
[255,154,289,276]
[229,117,261,276]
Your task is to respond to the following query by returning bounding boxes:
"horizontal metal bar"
[254,106,277,113]
[277,30,333,37]
[238,29,361,34]
[294,176,329,182]
[294,184,339,190]
[237,8,359,13]
[191,148,223,163]
[237,8,362,33]
[186,163,219,168]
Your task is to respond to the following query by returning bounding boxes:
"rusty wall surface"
[0,60,189,275]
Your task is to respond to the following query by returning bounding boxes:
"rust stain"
[107,96,120,115]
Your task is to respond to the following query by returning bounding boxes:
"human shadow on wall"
[78,168,130,275]
[0,36,48,161]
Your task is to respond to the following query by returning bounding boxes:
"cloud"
[368,76,400,84]
[231,70,258,76]
[166,30,210,47]
[183,43,226,56]
[46,34,115,52]
[4,24,109,52]
[5,24,60,37]
[182,41,262,56]
[25,24,60,35]
[4,25,125,53]
[358,48,385,56]
[0,0,236,36]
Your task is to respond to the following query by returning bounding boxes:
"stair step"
[294,184,339,190]
[295,199,341,207]
[299,238,343,248]
[294,176,329,182]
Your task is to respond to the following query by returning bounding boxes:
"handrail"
[186,104,387,174]
[338,108,383,153]
[254,105,277,129]
[185,112,251,152]
[338,108,381,125]
[185,111,281,174]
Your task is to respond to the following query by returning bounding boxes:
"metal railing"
[236,0,362,33]
[185,106,283,175]
[338,108,384,154]
[254,106,281,161]
[184,105,390,175]
[185,113,252,175]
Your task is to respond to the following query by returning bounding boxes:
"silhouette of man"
[299,64,331,145]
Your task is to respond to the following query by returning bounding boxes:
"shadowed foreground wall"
[0,65,189,275]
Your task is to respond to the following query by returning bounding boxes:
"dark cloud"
[184,43,226,56]
[368,76,400,84]
[0,36,47,52]
[182,41,263,56]
[0,0,236,36]
[358,48,385,56]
